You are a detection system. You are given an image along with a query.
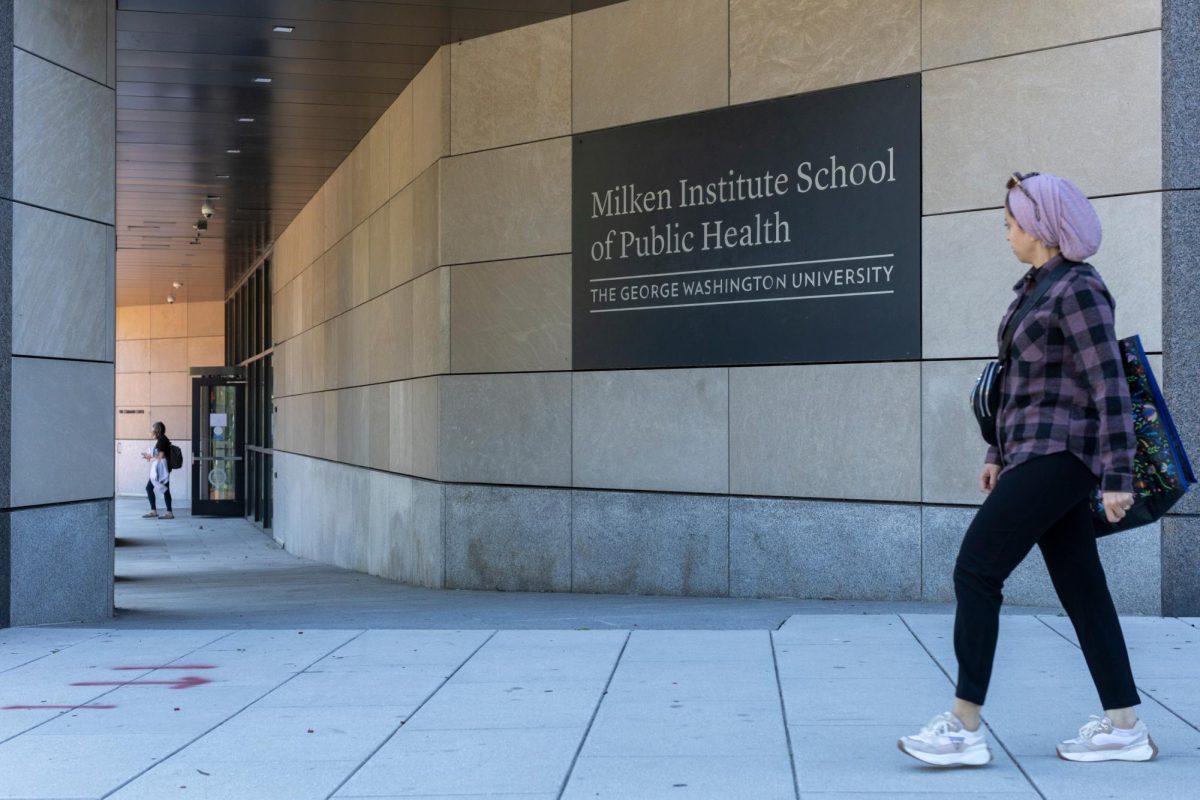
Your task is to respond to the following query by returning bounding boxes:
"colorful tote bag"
[1093,335,1196,536]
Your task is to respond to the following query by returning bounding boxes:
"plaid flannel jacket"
[984,256,1135,493]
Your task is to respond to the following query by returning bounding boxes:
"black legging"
[146,479,172,513]
[953,451,1140,710]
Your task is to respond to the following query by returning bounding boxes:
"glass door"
[191,369,246,516]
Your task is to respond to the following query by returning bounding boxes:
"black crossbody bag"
[970,261,1074,446]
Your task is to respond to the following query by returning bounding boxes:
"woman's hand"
[1102,491,1135,524]
[979,464,1001,493]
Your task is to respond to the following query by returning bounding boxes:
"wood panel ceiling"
[116,0,622,307]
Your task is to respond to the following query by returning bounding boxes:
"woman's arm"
[1058,278,1135,494]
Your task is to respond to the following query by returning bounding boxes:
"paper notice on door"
[210,413,228,427]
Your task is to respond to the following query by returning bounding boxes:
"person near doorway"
[143,421,174,520]
[898,172,1155,766]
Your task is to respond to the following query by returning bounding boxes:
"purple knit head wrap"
[1005,173,1102,262]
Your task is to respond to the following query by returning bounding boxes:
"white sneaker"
[898,711,992,767]
[1057,715,1158,762]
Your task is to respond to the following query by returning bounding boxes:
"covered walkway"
[104,497,926,630]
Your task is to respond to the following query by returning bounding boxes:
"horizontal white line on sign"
[588,254,895,283]
[589,289,896,313]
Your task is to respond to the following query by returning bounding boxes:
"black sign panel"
[572,75,921,370]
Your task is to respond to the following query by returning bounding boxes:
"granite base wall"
[0,201,11,515]
[7,499,113,626]
[1162,193,1200,520]
[1160,0,1200,619]
[1163,0,1199,190]
[273,452,1167,613]
[0,512,10,627]
[1163,516,1200,616]
[273,451,445,588]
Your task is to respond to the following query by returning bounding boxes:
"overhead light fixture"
[254,77,272,84]
[226,149,241,154]
[201,197,214,218]
[172,281,183,289]
[238,117,255,123]
[216,174,230,179]
[273,25,295,33]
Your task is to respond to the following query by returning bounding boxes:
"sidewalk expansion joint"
[897,614,1049,800]
[769,630,802,800]
[99,630,368,800]
[555,630,632,799]
[323,630,499,800]
[1034,615,1200,735]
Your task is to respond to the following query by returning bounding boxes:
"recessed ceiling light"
[216,174,230,179]
[254,77,272,84]
[226,149,241,154]
[273,25,295,33]
[238,117,255,123]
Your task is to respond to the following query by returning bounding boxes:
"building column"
[1162,0,1200,615]
[0,0,116,627]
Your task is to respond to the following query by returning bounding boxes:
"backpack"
[168,444,183,471]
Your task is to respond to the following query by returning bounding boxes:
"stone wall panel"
[440,138,570,266]
[730,498,921,600]
[13,50,113,223]
[573,0,728,132]
[444,484,571,592]
[923,33,1161,214]
[451,17,571,154]
[730,363,921,502]
[923,0,1160,69]
[10,358,114,506]
[449,255,571,374]
[573,368,729,494]
[573,490,729,597]
[730,0,919,104]
[440,373,572,486]
[9,499,112,626]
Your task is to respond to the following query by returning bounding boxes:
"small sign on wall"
[572,75,921,370]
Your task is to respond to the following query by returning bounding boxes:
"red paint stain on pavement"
[3,705,117,711]
[71,676,212,690]
[112,665,216,671]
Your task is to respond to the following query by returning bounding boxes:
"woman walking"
[898,173,1155,765]
[143,421,175,520]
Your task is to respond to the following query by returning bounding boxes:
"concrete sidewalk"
[0,500,1194,799]
[2,618,1198,799]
